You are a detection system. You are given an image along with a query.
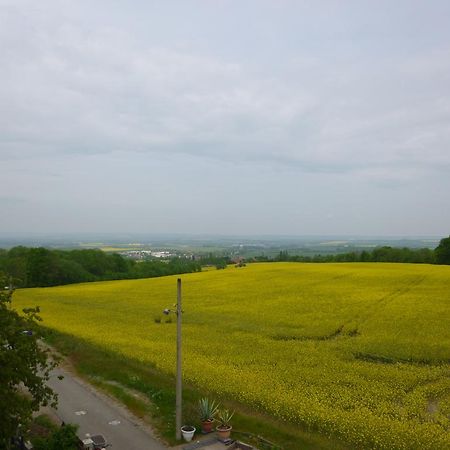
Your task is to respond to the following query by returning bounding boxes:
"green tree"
[46,424,79,450]
[215,260,227,270]
[32,423,79,450]
[435,236,450,265]
[110,253,129,274]
[0,278,57,449]
[26,247,60,287]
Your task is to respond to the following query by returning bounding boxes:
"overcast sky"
[1,0,449,236]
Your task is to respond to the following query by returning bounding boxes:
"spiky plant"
[198,397,220,422]
[217,409,234,429]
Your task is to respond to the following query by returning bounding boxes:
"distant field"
[15,263,450,449]
[98,246,134,252]
[77,243,146,252]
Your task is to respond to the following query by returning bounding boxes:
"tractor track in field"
[355,275,426,327]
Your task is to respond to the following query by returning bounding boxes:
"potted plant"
[199,397,220,434]
[216,409,234,441]
[181,425,196,442]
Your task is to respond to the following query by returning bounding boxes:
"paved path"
[47,367,167,450]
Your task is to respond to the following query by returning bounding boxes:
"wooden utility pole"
[176,278,182,440]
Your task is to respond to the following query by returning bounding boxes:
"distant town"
[121,250,175,260]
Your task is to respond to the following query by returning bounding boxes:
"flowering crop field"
[15,263,450,449]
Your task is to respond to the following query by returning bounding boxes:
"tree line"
[1,237,448,288]
[254,236,450,265]
[0,247,201,288]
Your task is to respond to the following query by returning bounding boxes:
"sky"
[1,0,449,237]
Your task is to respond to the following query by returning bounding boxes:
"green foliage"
[26,248,59,287]
[47,424,79,450]
[0,247,201,288]
[435,235,450,264]
[276,250,289,261]
[262,245,437,264]
[198,253,230,268]
[215,260,227,270]
[33,424,79,450]
[129,258,201,279]
[217,409,234,428]
[198,397,220,421]
[33,414,57,430]
[0,278,57,448]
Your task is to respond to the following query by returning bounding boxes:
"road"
[46,367,167,450]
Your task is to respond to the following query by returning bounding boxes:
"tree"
[48,424,79,450]
[26,248,60,287]
[0,277,57,449]
[215,260,227,270]
[435,236,450,265]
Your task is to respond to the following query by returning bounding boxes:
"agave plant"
[217,408,234,429]
[198,397,220,422]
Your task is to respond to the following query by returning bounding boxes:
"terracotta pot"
[216,425,232,441]
[201,419,214,434]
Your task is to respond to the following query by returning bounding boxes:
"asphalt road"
[47,367,167,450]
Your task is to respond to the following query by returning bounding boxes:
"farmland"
[14,263,450,449]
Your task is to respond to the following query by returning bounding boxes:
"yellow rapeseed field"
[14,263,450,449]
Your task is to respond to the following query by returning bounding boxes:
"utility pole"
[176,278,182,440]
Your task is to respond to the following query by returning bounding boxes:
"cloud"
[0,195,28,205]
[1,0,449,186]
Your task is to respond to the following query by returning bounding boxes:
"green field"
[15,263,450,449]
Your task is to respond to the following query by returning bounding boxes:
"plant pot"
[181,425,196,442]
[216,425,232,441]
[201,419,214,434]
